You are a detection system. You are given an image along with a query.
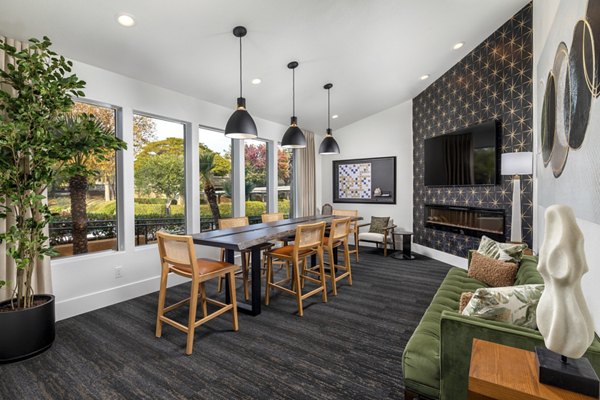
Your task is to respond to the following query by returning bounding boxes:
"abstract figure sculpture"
[537,204,594,358]
[535,204,598,397]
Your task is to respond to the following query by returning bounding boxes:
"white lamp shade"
[501,151,533,176]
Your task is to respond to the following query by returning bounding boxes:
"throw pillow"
[459,292,473,313]
[468,251,518,287]
[369,216,390,234]
[461,284,544,329]
[477,235,528,262]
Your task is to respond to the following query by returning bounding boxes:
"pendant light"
[225,26,257,139]
[281,61,306,148]
[319,83,340,155]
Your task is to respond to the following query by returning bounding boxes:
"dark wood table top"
[192,215,361,251]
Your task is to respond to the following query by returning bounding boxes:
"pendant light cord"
[239,36,243,98]
[292,67,296,116]
[327,87,331,130]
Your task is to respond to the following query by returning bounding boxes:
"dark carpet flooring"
[0,250,452,400]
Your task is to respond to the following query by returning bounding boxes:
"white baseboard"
[412,243,468,269]
[55,274,188,321]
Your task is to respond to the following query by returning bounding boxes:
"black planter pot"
[0,294,55,363]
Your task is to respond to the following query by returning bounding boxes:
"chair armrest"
[439,311,600,400]
[383,225,397,232]
[357,223,371,230]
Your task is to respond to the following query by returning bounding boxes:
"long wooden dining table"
[191,214,360,316]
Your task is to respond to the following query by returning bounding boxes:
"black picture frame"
[332,156,396,204]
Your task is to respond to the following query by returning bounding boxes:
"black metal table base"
[390,232,414,260]
[224,247,264,316]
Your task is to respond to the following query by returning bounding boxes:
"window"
[199,126,232,232]
[48,101,120,258]
[245,139,268,224]
[278,146,294,218]
[133,113,186,245]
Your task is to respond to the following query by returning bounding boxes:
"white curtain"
[0,36,53,301]
[296,130,316,216]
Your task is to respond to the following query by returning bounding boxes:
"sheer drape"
[0,36,53,301]
[296,130,316,217]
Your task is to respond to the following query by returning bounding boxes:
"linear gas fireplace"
[425,205,505,240]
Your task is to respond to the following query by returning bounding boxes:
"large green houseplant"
[0,37,124,362]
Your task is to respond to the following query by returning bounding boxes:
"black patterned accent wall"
[412,3,533,257]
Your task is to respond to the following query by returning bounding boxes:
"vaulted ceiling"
[0,0,530,132]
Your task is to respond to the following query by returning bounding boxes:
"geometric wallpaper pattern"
[412,3,533,257]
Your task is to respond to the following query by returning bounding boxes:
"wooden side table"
[468,339,597,400]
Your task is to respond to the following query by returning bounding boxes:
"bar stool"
[332,209,360,262]
[261,212,285,223]
[156,231,239,355]
[217,217,250,301]
[264,221,327,317]
[306,217,353,296]
[261,212,291,278]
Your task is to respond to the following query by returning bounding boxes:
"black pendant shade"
[319,128,340,154]
[319,83,340,155]
[282,116,306,148]
[225,26,257,139]
[281,61,306,149]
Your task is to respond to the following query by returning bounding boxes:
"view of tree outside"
[199,127,231,232]
[48,102,119,257]
[278,146,294,218]
[134,115,186,245]
[244,139,268,224]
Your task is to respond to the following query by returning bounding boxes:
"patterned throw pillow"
[369,216,390,234]
[477,235,528,262]
[468,251,518,287]
[459,292,473,313]
[462,284,544,329]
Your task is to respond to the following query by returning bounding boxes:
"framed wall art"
[333,156,396,204]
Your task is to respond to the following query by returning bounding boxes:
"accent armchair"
[357,217,396,257]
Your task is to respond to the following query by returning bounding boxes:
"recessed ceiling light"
[420,74,430,81]
[332,114,339,119]
[453,42,465,50]
[251,78,262,85]
[117,13,136,27]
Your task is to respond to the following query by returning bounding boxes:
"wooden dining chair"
[261,212,285,223]
[264,221,327,317]
[305,217,352,296]
[332,209,360,262]
[216,217,251,301]
[156,231,239,355]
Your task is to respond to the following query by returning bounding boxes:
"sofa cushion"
[402,267,487,398]
[477,235,528,262]
[468,252,518,287]
[358,232,393,243]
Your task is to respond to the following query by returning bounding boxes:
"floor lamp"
[501,151,533,243]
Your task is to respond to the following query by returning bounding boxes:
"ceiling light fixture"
[116,13,136,27]
[251,78,262,85]
[281,61,306,149]
[319,83,340,155]
[332,114,339,119]
[453,42,465,50]
[420,74,430,81]
[225,26,258,139]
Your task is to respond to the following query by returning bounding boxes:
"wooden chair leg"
[200,282,207,318]
[318,247,328,303]
[186,280,200,355]
[217,275,223,293]
[345,240,353,286]
[292,257,303,317]
[300,258,307,289]
[228,271,239,332]
[155,266,169,338]
[265,255,272,305]
[329,245,337,296]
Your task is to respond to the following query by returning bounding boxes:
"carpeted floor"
[0,249,452,400]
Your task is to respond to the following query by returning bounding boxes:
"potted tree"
[0,37,125,362]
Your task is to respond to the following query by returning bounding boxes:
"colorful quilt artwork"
[338,163,372,199]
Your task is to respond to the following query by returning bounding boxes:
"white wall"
[320,100,413,246]
[52,60,298,321]
[533,0,600,333]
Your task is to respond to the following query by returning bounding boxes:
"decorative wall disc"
[541,71,556,167]
[551,43,570,178]
[585,0,600,97]
[568,20,593,149]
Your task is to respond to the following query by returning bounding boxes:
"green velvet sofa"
[402,253,600,400]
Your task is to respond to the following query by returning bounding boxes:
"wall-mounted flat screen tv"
[424,119,500,186]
